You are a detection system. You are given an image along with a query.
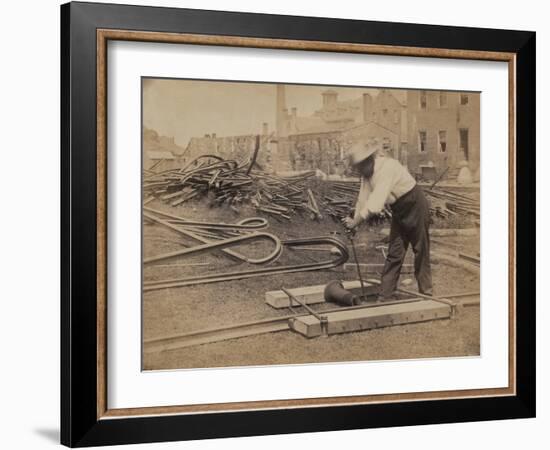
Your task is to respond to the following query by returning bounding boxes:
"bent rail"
[144,231,282,265]
[143,236,349,291]
[143,211,281,265]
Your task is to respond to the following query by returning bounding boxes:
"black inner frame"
[61,2,536,447]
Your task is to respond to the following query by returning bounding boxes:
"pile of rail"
[321,181,361,221]
[322,180,479,220]
[424,187,480,218]
[144,148,478,222]
[143,151,325,221]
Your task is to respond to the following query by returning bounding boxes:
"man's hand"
[342,216,361,230]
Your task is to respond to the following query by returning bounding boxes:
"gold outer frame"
[96,29,516,420]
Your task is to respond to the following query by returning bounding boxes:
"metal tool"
[342,222,368,301]
[323,280,360,306]
[282,287,329,337]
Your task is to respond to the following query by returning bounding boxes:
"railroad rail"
[143,235,349,291]
[143,291,480,353]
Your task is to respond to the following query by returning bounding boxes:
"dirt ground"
[142,196,480,371]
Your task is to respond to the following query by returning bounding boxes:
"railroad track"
[143,291,479,353]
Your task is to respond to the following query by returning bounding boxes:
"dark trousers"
[380,185,432,298]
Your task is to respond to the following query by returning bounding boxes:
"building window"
[382,137,393,156]
[438,130,447,153]
[383,108,388,116]
[393,110,399,124]
[419,91,427,109]
[459,128,469,160]
[439,92,447,108]
[460,94,469,105]
[372,111,376,121]
[418,130,427,152]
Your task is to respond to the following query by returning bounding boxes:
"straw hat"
[348,140,382,166]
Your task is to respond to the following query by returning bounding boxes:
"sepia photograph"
[141,78,481,371]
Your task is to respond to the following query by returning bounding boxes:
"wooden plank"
[265,280,379,309]
[144,298,423,352]
[291,300,451,338]
[143,295,471,352]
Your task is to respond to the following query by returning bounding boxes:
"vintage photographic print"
[142,78,480,371]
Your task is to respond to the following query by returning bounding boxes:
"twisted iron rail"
[144,231,281,265]
[144,206,268,231]
[143,236,349,291]
[143,210,282,265]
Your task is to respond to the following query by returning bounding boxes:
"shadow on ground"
[34,428,59,444]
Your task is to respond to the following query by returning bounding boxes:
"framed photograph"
[61,1,535,447]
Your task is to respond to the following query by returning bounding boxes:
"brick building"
[143,128,186,171]
[183,122,273,170]
[275,86,407,174]
[174,85,479,178]
[276,86,479,177]
[406,90,480,174]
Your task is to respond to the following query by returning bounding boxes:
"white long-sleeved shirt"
[353,155,416,219]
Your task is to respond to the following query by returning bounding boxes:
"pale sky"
[143,78,404,148]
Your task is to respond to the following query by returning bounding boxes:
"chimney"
[276,85,288,138]
[289,107,297,132]
[363,93,372,123]
[261,122,270,152]
[322,89,338,108]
